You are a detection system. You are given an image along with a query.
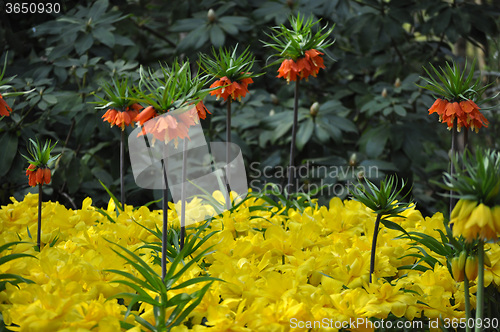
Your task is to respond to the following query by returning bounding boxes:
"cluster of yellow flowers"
[1,193,500,331]
[450,199,500,242]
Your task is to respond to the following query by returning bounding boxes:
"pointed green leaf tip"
[262,13,335,61]
[350,175,413,218]
[22,138,60,168]
[418,58,490,103]
[198,44,263,82]
[441,148,500,206]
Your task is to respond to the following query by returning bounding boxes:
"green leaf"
[0,132,18,177]
[209,25,225,47]
[380,219,411,239]
[296,118,314,151]
[99,180,123,212]
[75,33,94,55]
[93,27,115,47]
[361,126,390,159]
[393,105,407,117]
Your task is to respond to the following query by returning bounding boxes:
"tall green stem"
[120,129,125,207]
[225,98,232,210]
[37,184,42,251]
[464,274,472,332]
[161,159,168,282]
[475,240,484,332]
[287,79,300,198]
[369,214,382,283]
[180,139,188,250]
[449,122,458,217]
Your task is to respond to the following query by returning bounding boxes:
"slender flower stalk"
[199,45,261,208]
[22,139,60,251]
[161,159,168,281]
[287,79,300,195]
[475,240,485,332]
[464,275,472,332]
[350,176,412,283]
[180,139,188,250]
[262,14,334,196]
[225,98,232,209]
[95,77,143,206]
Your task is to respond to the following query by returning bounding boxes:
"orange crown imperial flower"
[137,102,211,147]
[102,103,142,130]
[277,49,326,83]
[0,93,12,117]
[26,164,52,187]
[22,139,59,187]
[428,98,489,132]
[209,76,254,102]
[420,59,493,132]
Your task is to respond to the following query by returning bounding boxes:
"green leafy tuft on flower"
[135,60,210,113]
[199,45,262,102]
[199,44,262,83]
[262,13,335,61]
[442,148,500,206]
[94,76,138,111]
[22,138,60,169]
[419,59,487,102]
[350,176,412,221]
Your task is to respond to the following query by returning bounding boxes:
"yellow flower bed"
[1,193,500,331]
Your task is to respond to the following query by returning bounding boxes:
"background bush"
[1,0,499,216]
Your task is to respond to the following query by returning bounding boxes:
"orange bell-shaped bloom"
[195,101,211,120]
[102,103,142,130]
[26,165,52,187]
[0,93,12,117]
[277,59,300,83]
[277,49,326,83]
[210,76,253,102]
[136,106,158,126]
[428,98,488,132]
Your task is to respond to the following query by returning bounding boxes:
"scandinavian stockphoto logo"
[128,105,248,226]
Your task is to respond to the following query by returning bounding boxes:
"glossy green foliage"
[0,0,499,215]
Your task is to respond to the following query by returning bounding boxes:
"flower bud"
[465,256,478,281]
[270,94,279,105]
[349,153,357,166]
[207,9,216,22]
[451,257,464,282]
[44,168,51,185]
[310,102,319,117]
[394,77,401,88]
[451,251,467,282]
[381,88,388,98]
[36,168,44,185]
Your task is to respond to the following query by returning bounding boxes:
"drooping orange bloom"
[137,103,211,147]
[195,101,211,120]
[101,103,142,130]
[304,49,326,77]
[277,59,299,83]
[277,49,326,83]
[148,114,190,147]
[209,76,254,102]
[0,93,12,117]
[26,164,51,187]
[428,98,488,132]
[135,106,158,126]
